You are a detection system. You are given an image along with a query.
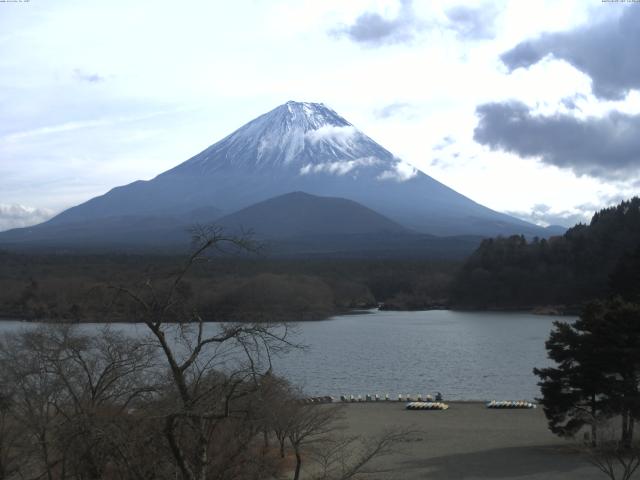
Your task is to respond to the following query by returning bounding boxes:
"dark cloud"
[444,4,499,40]
[474,101,640,180]
[332,0,425,46]
[73,69,106,83]
[501,7,640,100]
[506,203,590,228]
[333,1,500,46]
[374,102,414,119]
[0,204,53,232]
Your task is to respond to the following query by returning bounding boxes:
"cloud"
[331,0,426,46]
[444,4,499,40]
[299,156,381,176]
[305,125,357,145]
[377,160,418,182]
[73,69,106,83]
[505,203,591,228]
[473,101,640,180]
[500,7,640,100]
[0,109,177,143]
[433,135,455,151]
[374,102,415,119]
[2,119,113,143]
[0,204,54,232]
[333,1,499,46]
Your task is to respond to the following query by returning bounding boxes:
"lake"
[0,309,570,401]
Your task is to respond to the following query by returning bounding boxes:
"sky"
[1,0,639,231]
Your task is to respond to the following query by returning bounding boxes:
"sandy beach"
[335,402,604,480]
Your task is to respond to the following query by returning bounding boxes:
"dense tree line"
[451,198,640,310]
[0,250,457,322]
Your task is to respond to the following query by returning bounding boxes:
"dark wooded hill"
[451,197,640,310]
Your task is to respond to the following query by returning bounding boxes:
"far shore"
[379,304,582,316]
[0,305,580,324]
[331,402,603,480]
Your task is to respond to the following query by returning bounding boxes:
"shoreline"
[0,305,579,324]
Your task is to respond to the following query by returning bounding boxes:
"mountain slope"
[212,192,481,258]
[0,192,482,259]
[0,206,222,250]
[216,192,408,238]
[0,101,548,250]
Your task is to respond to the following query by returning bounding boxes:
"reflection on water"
[0,309,570,400]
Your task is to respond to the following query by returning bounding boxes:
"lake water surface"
[0,310,571,401]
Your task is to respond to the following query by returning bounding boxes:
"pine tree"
[535,300,640,446]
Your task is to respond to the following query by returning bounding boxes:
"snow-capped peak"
[280,101,349,131]
[169,101,400,176]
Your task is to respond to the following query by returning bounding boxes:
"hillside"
[450,197,640,309]
[215,191,408,237]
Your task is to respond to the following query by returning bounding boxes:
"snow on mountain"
[169,101,413,180]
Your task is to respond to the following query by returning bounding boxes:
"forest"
[0,249,457,322]
[451,197,640,311]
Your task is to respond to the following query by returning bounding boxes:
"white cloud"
[299,156,381,176]
[377,160,418,182]
[305,125,357,145]
[0,204,54,232]
[505,203,592,228]
[0,110,176,143]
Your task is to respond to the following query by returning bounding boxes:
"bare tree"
[0,387,21,480]
[308,429,415,480]
[0,327,68,480]
[48,326,158,479]
[286,403,345,480]
[0,325,159,480]
[108,227,298,480]
[580,419,640,480]
[281,398,415,480]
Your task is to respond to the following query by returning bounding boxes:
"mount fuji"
[0,101,551,254]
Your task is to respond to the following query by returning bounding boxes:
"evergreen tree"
[534,304,611,444]
[535,300,640,447]
[610,245,640,303]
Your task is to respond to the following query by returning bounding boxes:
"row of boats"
[406,402,449,410]
[297,396,333,404]
[486,400,537,409]
[339,394,443,402]
[303,396,537,409]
